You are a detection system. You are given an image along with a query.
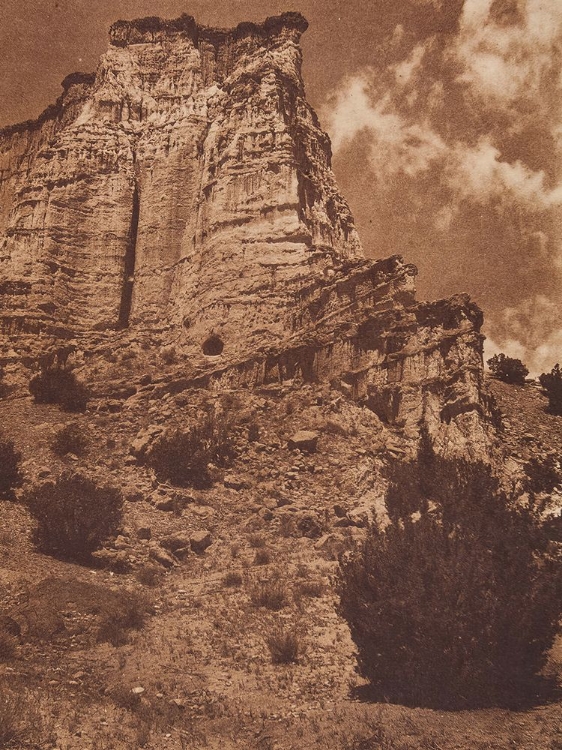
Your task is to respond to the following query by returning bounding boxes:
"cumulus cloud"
[327,76,446,178]
[447,138,562,208]
[324,0,562,370]
[486,295,562,375]
[454,0,562,111]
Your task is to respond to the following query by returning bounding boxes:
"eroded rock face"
[0,12,493,454]
[0,12,360,354]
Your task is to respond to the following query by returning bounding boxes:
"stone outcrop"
[0,12,359,352]
[0,12,493,453]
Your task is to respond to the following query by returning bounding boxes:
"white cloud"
[488,295,562,375]
[394,43,427,86]
[454,0,562,110]
[326,78,562,209]
[325,75,446,178]
[323,0,562,373]
[447,138,562,208]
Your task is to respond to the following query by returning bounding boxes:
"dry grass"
[249,578,288,610]
[266,626,302,664]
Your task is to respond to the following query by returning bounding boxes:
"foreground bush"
[24,473,123,562]
[338,455,562,708]
[539,363,562,416]
[487,353,529,384]
[0,437,21,498]
[29,366,88,412]
[145,412,235,488]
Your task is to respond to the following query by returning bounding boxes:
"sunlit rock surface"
[0,12,492,454]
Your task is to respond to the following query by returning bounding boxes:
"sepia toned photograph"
[0,1,561,747]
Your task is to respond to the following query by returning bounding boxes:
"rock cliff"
[0,12,492,453]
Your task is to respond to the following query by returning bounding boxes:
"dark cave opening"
[118,183,140,328]
[202,335,224,356]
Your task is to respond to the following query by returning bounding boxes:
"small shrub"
[223,571,243,588]
[145,413,235,488]
[0,631,17,661]
[539,363,562,415]
[338,454,562,708]
[24,472,123,562]
[160,345,177,365]
[524,455,561,496]
[279,514,296,537]
[135,565,163,588]
[487,353,528,385]
[29,366,88,412]
[97,591,150,646]
[254,548,271,566]
[341,721,396,750]
[16,577,151,647]
[0,680,47,748]
[248,533,267,548]
[109,683,143,712]
[0,437,21,497]
[297,580,325,598]
[266,626,302,664]
[248,422,260,442]
[0,365,9,399]
[0,689,23,747]
[51,422,89,457]
[249,579,288,610]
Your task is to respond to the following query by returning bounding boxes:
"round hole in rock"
[202,335,224,356]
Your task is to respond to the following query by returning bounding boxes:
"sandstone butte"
[0,12,493,454]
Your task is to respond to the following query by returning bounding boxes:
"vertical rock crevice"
[118,182,140,328]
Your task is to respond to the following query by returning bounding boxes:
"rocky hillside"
[0,371,560,749]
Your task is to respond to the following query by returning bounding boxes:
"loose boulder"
[287,430,319,453]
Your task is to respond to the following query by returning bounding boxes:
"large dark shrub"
[24,472,123,562]
[29,366,88,412]
[487,353,529,384]
[539,363,562,416]
[0,437,22,498]
[145,412,235,488]
[338,455,562,708]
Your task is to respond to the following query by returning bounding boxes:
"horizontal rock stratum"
[0,12,492,452]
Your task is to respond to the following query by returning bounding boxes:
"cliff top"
[0,12,308,139]
[109,11,309,47]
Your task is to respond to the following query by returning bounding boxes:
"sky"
[1,0,561,374]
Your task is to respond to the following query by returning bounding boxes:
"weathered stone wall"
[0,13,360,358]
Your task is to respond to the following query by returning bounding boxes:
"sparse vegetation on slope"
[50,422,89,456]
[29,365,89,412]
[144,411,235,488]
